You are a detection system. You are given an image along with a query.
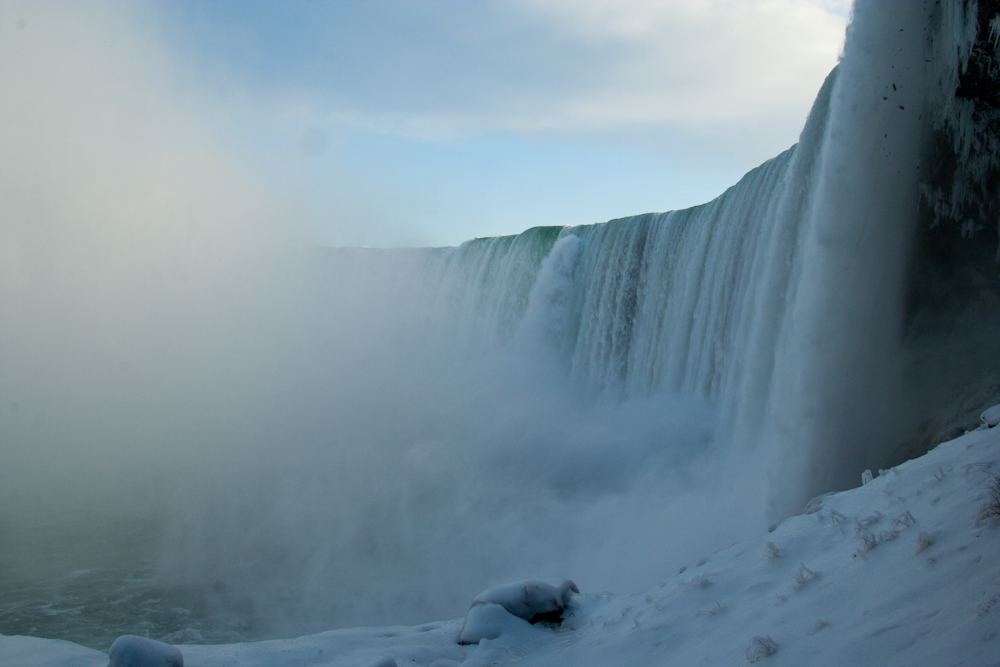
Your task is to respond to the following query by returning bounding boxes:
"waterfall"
[339,0,995,520]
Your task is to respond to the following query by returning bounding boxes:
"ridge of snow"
[3,425,1000,666]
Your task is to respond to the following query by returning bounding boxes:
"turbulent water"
[3,0,1000,652]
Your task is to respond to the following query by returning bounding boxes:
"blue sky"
[7,0,851,248]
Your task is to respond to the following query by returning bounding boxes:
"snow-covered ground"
[4,423,1000,667]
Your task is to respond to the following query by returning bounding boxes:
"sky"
[5,0,850,248]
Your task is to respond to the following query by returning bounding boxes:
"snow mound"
[457,579,578,644]
[981,404,1000,428]
[107,636,183,667]
[745,635,777,662]
[469,579,578,622]
[457,603,532,645]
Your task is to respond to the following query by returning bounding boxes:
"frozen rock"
[981,404,1000,428]
[457,578,578,644]
[366,658,397,667]
[107,636,183,667]
[471,579,578,623]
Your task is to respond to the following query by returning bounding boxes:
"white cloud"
[286,0,848,141]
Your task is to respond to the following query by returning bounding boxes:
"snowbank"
[3,423,1000,666]
[107,636,183,667]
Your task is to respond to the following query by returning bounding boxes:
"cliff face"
[921,0,1000,263]
[902,0,1000,461]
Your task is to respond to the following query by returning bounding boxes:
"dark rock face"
[916,0,1000,285]
[902,1,1000,460]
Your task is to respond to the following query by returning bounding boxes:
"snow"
[466,579,578,622]
[4,422,1000,666]
[107,636,183,667]
[982,405,1000,428]
[746,636,778,663]
[457,604,535,646]
[455,578,578,645]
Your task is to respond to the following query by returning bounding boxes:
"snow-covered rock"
[981,404,1000,428]
[107,636,183,667]
[457,579,578,644]
[470,579,578,624]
